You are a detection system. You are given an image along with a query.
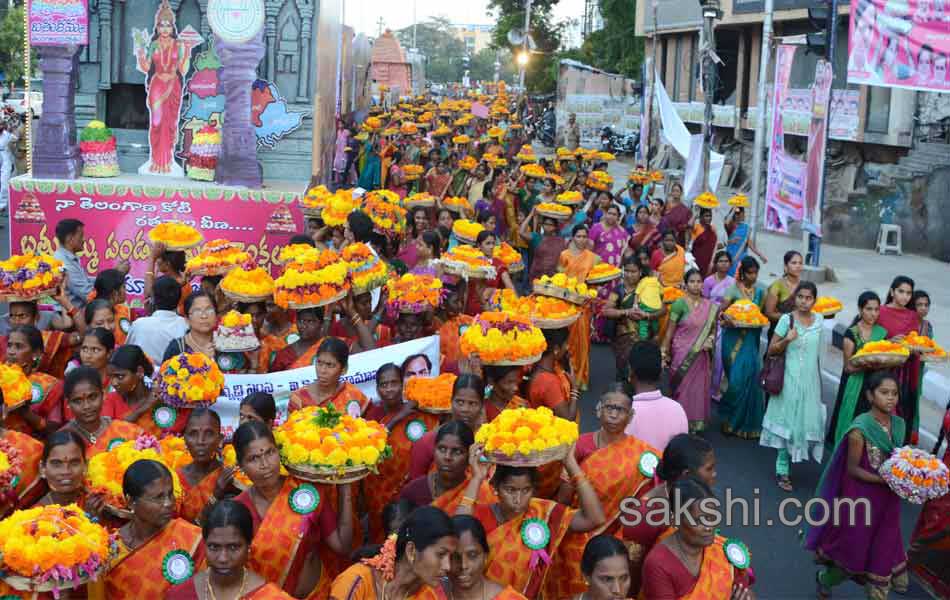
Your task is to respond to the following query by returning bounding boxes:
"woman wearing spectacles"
[162,292,256,374]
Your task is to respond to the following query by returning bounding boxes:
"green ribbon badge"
[722,538,751,570]
[162,549,195,585]
[638,451,660,478]
[153,405,178,429]
[106,438,126,451]
[30,382,45,405]
[119,318,131,334]
[217,354,236,372]
[520,518,551,551]
[286,333,301,345]
[289,483,321,515]
[405,419,427,442]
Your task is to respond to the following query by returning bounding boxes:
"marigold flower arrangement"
[490,290,580,324]
[536,202,571,219]
[342,243,389,294]
[364,193,408,237]
[556,190,584,206]
[386,273,444,313]
[0,504,117,592]
[628,169,648,184]
[663,286,686,304]
[693,192,720,209]
[404,192,435,209]
[454,116,473,128]
[880,446,950,504]
[418,112,434,124]
[381,127,399,137]
[79,120,120,178]
[813,296,843,316]
[723,299,769,327]
[158,352,225,408]
[277,243,319,265]
[148,222,203,250]
[534,273,597,304]
[368,189,402,205]
[453,135,472,145]
[444,196,472,213]
[275,249,351,309]
[650,170,665,182]
[403,164,424,180]
[476,406,579,465]
[0,439,23,499]
[904,331,938,353]
[487,126,505,138]
[596,151,616,162]
[157,436,194,472]
[220,309,252,329]
[440,246,497,279]
[274,404,391,481]
[493,242,524,272]
[300,184,332,215]
[404,373,456,413]
[185,240,250,277]
[460,311,547,365]
[586,263,622,284]
[322,190,362,227]
[0,253,65,300]
[520,164,547,178]
[515,148,537,162]
[363,116,383,131]
[86,436,184,513]
[587,171,613,191]
[400,123,419,135]
[549,173,566,186]
[556,147,576,159]
[854,340,910,357]
[728,193,750,208]
[433,125,452,137]
[452,219,485,244]
[220,266,275,302]
[485,155,508,168]
[0,364,32,409]
[459,156,478,171]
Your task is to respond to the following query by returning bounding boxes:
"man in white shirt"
[126,276,188,364]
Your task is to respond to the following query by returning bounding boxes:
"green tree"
[395,17,467,84]
[469,47,518,84]
[0,7,35,88]
[488,0,563,93]
[586,0,644,79]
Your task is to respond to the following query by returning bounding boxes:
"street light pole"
[519,0,533,89]
[749,0,773,245]
[699,0,721,191]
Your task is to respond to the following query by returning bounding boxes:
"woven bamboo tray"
[405,198,435,209]
[922,352,949,364]
[722,314,767,329]
[531,313,581,329]
[537,208,571,221]
[850,352,909,369]
[444,203,469,214]
[454,233,478,246]
[441,261,495,280]
[286,289,348,310]
[416,405,453,415]
[533,282,591,305]
[149,238,202,251]
[586,272,622,285]
[486,353,543,367]
[301,206,324,218]
[904,344,936,354]
[4,566,108,593]
[2,282,61,303]
[486,443,570,467]
[222,288,273,303]
[286,463,372,485]
[186,263,240,278]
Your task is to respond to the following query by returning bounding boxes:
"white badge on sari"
[638,451,660,477]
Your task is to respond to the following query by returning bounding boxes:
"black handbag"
[758,314,794,395]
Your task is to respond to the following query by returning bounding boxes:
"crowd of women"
[0,89,947,600]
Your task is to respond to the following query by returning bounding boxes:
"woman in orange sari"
[650,231,687,288]
[59,366,144,459]
[363,363,439,542]
[106,459,206,599]
[329,506,456,600]
[438,290,473,374]
[4,324,59,434]
[546,385,659,599]
[527,328,576,422]
[435,515,528,599]
[484,365,528,420]
[167,500,294,599]
[288,338,369,416]
[178,408,237,524]
[641,478,753,600]
[0,410,45,515]
[258,301,298,373]
[233,421,353,599]
[0,300,73,378]
[559,224,600,389]
[269,308,328,373]
[455,444,606,598]
[108,345,182,436]
[408,376,487,480]
[94,268,133,345]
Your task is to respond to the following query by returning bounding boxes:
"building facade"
[451,24,494,55]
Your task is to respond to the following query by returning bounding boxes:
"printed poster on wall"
[765,45,805,233]
[829,89,860,141]
[803,60,833,234]
[28,0,88,46]
[848,0,950,92]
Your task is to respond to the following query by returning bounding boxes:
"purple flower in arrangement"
[133,434,161,451]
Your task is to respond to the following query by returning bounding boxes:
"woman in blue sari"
[357,138,381,191]
[724,207,767,276]
[718,256,767,439]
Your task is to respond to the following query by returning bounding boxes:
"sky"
[347,0,585,38]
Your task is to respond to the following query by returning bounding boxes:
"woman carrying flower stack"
[589,204,629,342]
[177,408,238,524]
[233,421,353,598]
[878,276,924,444]
[455,442,607,598]
[437,290,474,375]
[558,225,601,390]
[167,500,294,599]
[363,363,439,542]
[464,231,515,315]
[827,292,889,448]
[60,367,145,458]
[3,324,60,434]
[288,338,369,416]
[0,396,45,515]
[662,269,718,433]
[546,385,660,599]
[806,371,909,599]
[162,293,253,375]
[105,459,206,599]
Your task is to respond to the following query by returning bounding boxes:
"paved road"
[581,342,930,599]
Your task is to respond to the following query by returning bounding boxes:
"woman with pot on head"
[546,384,660,599]
[760,281,826,492]
[702,251,735,402]
[288,337,369,416]
[363,363,439,542]
[105,459,206,599]
[3,324,60,435]
[658,181,691,248]
[878,275,924,444]
[662,269,718,433]
[464,231,515,316]
[455,442,607,598]
[177,408,237,525]
[233,420,354,598]
[826,292,888,448]
[329,505,456,600]
[764,251,804,339]
[436,515,527,599]
[691,208,718,277]
[718,257,767,440]
[723,207,767,277]
[60,366,144,459]
[166,499,294,598]
[559,224,601,390]
[408,375,487,480]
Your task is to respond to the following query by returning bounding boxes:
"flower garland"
[158,353,225,408]
[0,363,32,408]
[459,311,547,365]
[274,405,391,472]
[86,435,184,510]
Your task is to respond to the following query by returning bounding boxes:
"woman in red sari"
[877,276,923,443]
[408,375,487,480]
[436,515,528,599]
[106,459,206,599]
[658,182,692,248]
[484,365,528,420]
[464,231,515,315]
[233,421,353,598]
[288,337,369,416]
[4,324,59,434]
[690,208,718,277]
[59,366,145,459]
[0,404,45,515]
[628,205,661,256]
[455,444,607,598]
[167,500,294,599]
[269,308,329,373]
[178,408,237,524]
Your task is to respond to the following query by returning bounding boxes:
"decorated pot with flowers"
[148,222,203,251]
[460,311,547,366]
[185,239,250,277]
[214,310,260,353]
[404,373,456,414]
[186,122,221,181]
[300,184,333,218]
[694,192,720,209]
[322,190,362,227]
[476,406,579,466]
[0,253,65,301]
[221,266,275,303]
[79,120,119,177]
[386,273,444,314]
[158,352,225,408]
[275,248,350,309]
[364,192,407,237]
[342,243,389,294]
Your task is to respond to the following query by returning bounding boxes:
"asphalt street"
[581,341,930,599]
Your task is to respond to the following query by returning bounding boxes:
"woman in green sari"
[603,257,663,381]
[826,291,888,447]
[718,256,767,439]
[357,138,381,191]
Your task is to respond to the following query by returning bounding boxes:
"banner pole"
[23,0,32,176]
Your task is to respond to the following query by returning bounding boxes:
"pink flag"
[471,102,490,118]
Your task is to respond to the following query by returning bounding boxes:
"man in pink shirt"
[624,340,688,451]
